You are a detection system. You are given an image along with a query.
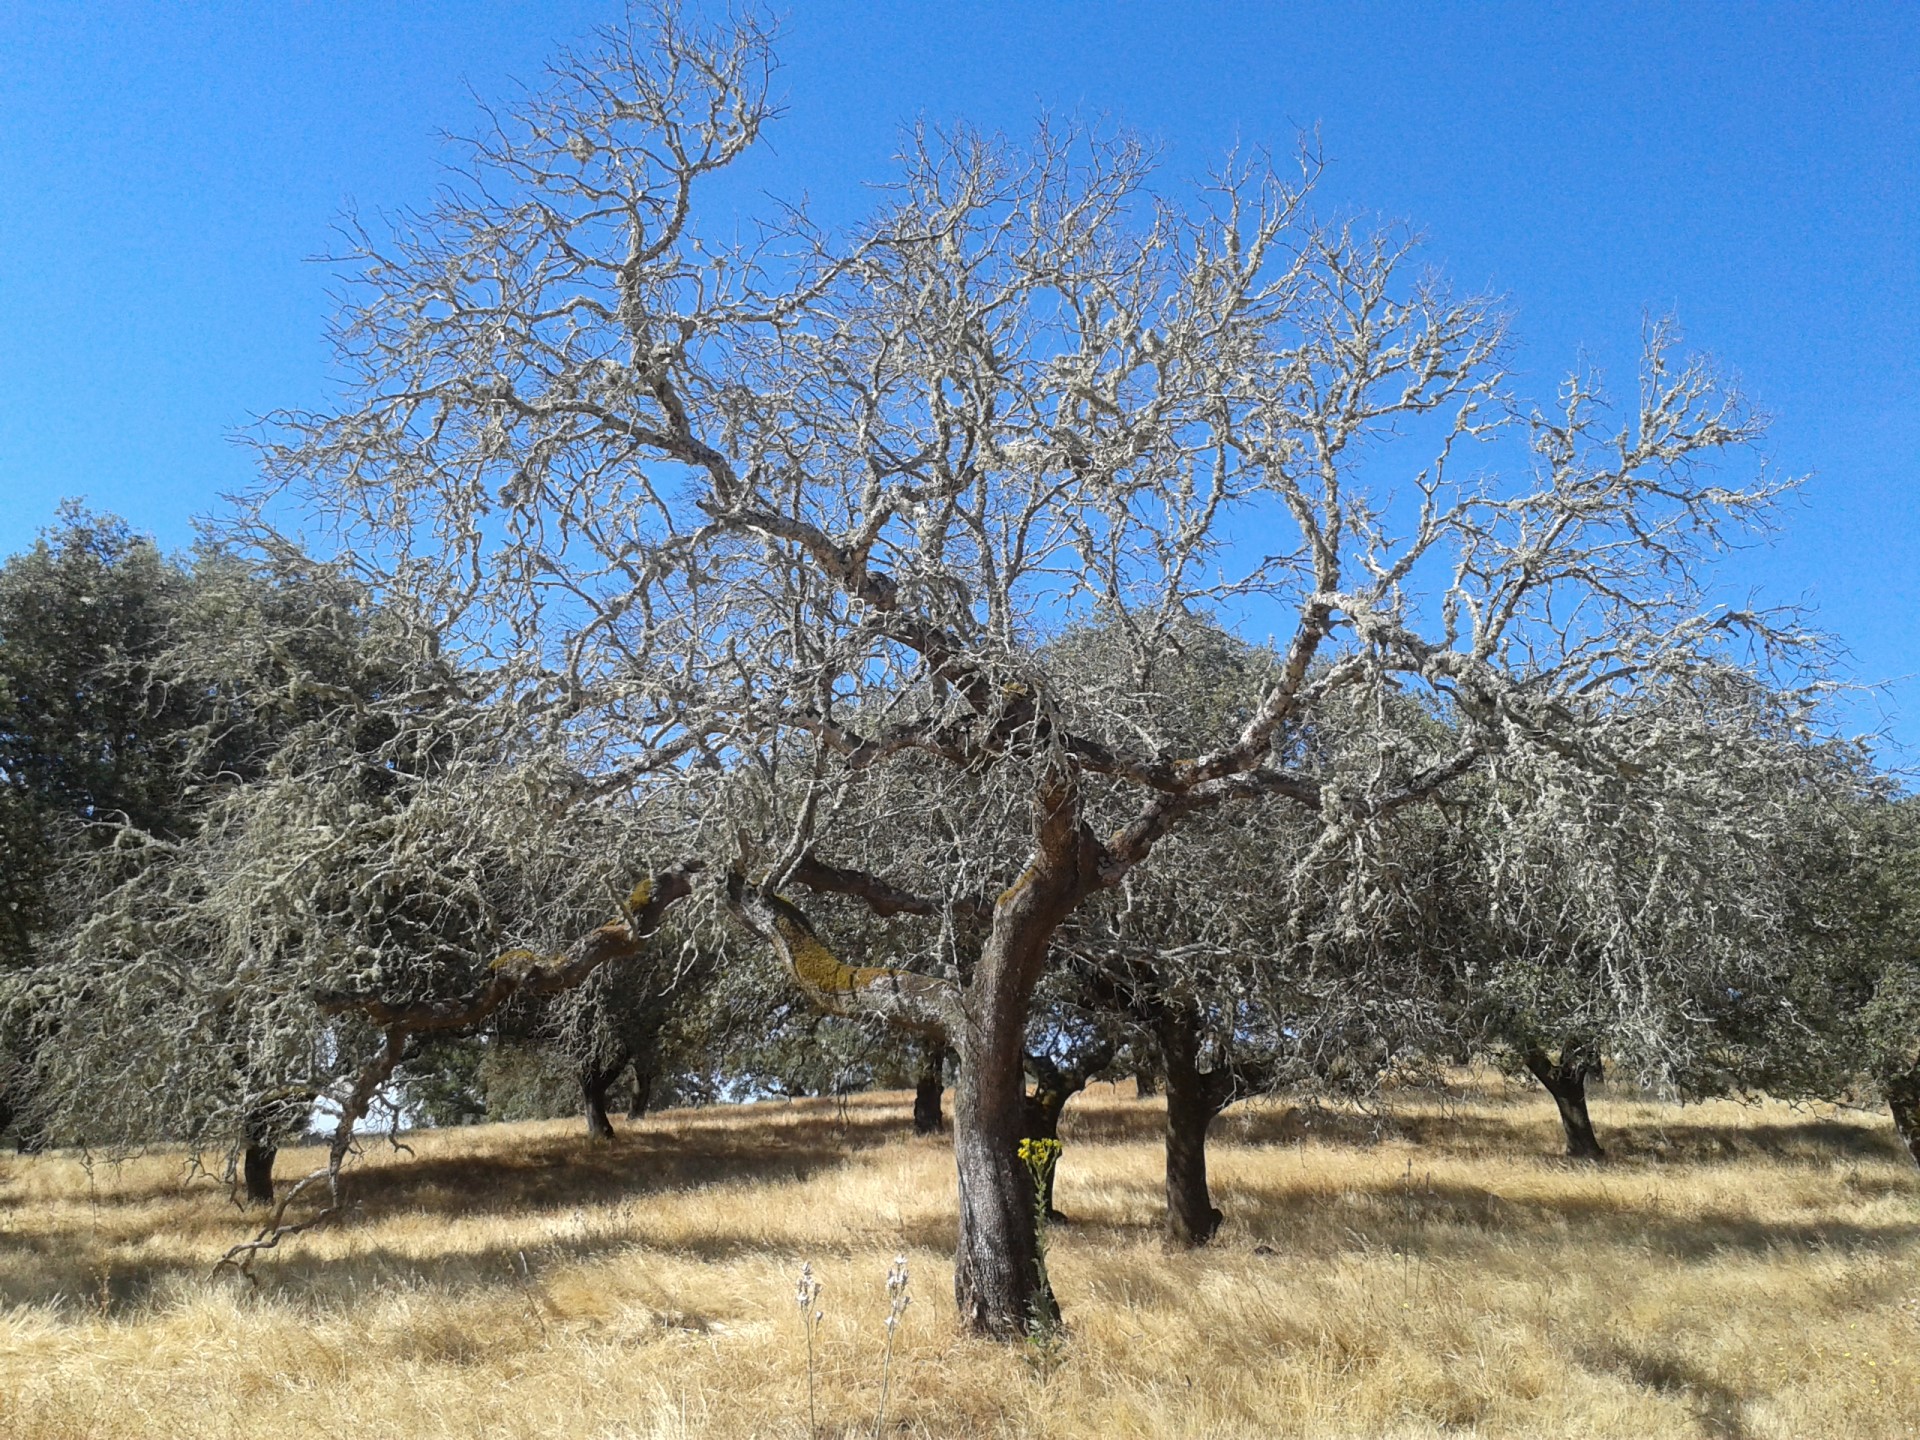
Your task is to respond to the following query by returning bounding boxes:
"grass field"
[3,1075,1919,1439]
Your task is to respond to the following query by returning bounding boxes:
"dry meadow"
[3,1076,1919,1439]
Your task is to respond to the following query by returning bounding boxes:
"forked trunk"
[242,1142,277,1207]
[1159,1000,1224,1246]
[1524,1048,1605,1160]
[1886,1063,1920,1168]
[913,1042,947,1136]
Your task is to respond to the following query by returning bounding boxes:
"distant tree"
[0,506,206,1146]
[1434,670,1864,1159]
[1785,791,1920,1164]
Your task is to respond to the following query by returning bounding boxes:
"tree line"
[2,5,1917,1342]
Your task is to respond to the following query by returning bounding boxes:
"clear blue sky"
[1,3,1914,755]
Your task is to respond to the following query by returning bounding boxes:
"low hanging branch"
[214,863,702,1279]
[725,870,960,1039]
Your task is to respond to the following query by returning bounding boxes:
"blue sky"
[1,3,1914,754]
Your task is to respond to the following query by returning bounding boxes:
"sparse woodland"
[3,7,1920,1436]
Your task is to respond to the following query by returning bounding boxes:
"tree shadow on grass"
[1065,1091,1912,1172]
[0,1099,923,1313]
[1224,1172,1920,1268]
[1573,1341,1755,1440]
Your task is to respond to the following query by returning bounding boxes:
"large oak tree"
[252,7,1806,1335]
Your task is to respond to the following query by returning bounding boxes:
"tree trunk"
[951,848,1088,1338]
[242,1142,277,1207]
[240,1101,290,1207]
[1523,1048,1605,1160]
[1886,1063,1920,1168]
[627,1061,653,1121]
[1159,1000,1224,1246]
[582,1061,623,1141]
[953,1042,1054,1338]
[913,1042,947,1136]
[1133,1062,1158,1098]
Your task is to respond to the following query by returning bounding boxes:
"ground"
[3,1075,1918,1438]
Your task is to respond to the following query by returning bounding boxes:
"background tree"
[1784,789,1920,1164]
[1449,669,1859,1160]
[0,507,204,1145]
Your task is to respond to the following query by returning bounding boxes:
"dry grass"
[4,1075,1920,1439]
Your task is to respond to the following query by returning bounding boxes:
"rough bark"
[1158,999,1229,1246]
[951,801,1097,1337]
[242,1142,277,1207]
[913,1041,947,1136]
[1523,1048,1606,1160]
[1886,1063,1920,1169]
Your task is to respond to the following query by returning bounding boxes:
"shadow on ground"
[4,1088,1916,1317]
[1064,1091,1911,1171]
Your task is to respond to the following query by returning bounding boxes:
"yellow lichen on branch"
[771,903,908,996]
[726,879,957,1037]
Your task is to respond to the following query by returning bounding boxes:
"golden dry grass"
[4,1076,1919,1438]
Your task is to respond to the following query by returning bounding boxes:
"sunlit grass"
[3,1075,1918,1437]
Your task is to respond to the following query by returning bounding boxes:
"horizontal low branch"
[313,863,703,1033]
[726,873,959,1039]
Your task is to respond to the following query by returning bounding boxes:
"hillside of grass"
[3,1075,1919,1438]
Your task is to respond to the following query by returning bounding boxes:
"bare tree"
[253,7,1804,1335]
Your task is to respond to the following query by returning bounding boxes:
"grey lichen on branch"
[216,863,702,1280]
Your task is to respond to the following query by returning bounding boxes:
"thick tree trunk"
[627,1060,653,1121]
[582,1061,623,1141]
[953,1041,1054,1338]
[951,846,1088,1338]
[1885,1063,1920,1168]
[1159,1000,1224,1246]
[1523,1048,1606,1160]
[242,1142,277,1207]
[913,1042,947,1136]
